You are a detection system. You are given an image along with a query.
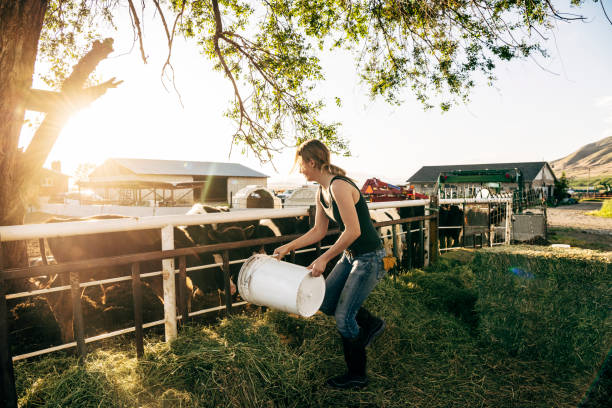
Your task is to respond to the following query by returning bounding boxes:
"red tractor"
[361,178,428,202]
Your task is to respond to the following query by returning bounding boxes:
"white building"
[82,158,268,206]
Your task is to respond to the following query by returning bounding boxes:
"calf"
[369,209,404,264]
[398,205,426,269]
[41,210,251,343]
[438,205,463,249]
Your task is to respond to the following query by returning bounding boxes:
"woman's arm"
[308,180,361,276]
[273,192,329,259]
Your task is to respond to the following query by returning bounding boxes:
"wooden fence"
[0,200,436,407]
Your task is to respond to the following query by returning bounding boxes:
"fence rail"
[0,200,437,408]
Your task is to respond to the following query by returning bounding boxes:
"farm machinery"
[436,168,524,198]
[361,178,428,202]
[436,168,545,212]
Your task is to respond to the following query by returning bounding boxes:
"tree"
[554,172,570,203]
[74,162,97,183]
[0,0,607,268]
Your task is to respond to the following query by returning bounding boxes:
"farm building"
[407,162,557,198]
[81,158,268,206]
[39,161,69,201]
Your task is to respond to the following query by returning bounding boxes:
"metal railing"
[437,197,513,252]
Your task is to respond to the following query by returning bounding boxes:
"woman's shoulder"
[329,177,358,196]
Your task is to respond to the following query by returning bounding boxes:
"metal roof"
[109,158,268,178]
[406,162,555,183]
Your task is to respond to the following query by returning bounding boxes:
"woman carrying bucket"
[273,139,387,389]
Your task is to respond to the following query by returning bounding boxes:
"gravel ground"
[547,202,612,234]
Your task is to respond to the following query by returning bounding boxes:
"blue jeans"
[319,248,387,339]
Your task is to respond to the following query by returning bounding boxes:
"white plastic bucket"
[238,254,325,317]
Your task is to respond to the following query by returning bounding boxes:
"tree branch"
[23,39,117,176]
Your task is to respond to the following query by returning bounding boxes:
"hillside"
[551,136,612,179]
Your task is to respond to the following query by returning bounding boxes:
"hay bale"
[472,246,612,372]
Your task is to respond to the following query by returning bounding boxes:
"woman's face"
[298,157,318,181]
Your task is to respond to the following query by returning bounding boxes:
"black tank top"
[319,175,382,255]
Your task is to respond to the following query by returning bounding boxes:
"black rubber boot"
[326,334,369,389]
[356,307,385,348]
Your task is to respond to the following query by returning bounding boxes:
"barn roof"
[105,158,268,178]
[406,162,554,183]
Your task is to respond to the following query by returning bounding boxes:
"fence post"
[178,256,188,327]
[488,202,493,247]
[405,217,412,269]
[461,202,466,247]
[419,220,424,268]
[308,205,316,228]
[391,224,399,261]
[0,274,17,408]
[70,271,87,361]
[424,202,430,267]
[161,224,177,342]
[429,196,439,265]
[222,250,232,314]
[505,201,512,245]
[131,262,144,358]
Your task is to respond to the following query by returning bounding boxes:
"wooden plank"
[38,238,48,265]
[131,263,144,358]
[429,197,439,264]
[2,232,305,281]
[419,221,424,268]
[222,251,232,314]
[178,256,187,327]
[161,225,177,342]
[0,274,17,408]
[70,271,87,361]
[405,221,412,269]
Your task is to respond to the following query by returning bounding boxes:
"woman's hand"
[307,257,328,277]
[273,244,292,260]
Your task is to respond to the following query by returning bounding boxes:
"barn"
[407,162,557,198]
[81,158,268,206]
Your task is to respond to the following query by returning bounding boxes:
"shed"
[83,158,268,206]
[283,185,319,208]
[407,162,557,198]
[231,185,282,209]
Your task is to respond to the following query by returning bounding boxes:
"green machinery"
[437,169,523,197]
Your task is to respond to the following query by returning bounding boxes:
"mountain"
[550,136,612,179]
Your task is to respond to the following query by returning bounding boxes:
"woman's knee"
[334,310,358,338]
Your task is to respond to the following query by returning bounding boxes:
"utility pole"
[587,167,591,197]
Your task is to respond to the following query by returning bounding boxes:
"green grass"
[548,227,612,251]
[14,247,611,407]
[586,199,612,218]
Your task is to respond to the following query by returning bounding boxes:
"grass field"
[586,199,612,218]
[13,247,611,408]
[548,227,612,251]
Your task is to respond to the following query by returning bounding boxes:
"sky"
[19,1,612,188]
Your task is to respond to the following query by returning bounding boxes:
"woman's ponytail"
[324,163,346,177]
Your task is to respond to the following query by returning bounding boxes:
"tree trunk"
[0,1,48,268]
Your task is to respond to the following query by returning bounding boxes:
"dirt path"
[546,202,612,234]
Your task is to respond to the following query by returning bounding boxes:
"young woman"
[273,139,387,389]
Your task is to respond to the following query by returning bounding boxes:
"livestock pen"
[0,199,438,407]
[437,195,515,251]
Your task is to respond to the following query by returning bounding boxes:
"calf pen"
[437,196,514,251]
[0,199,438,407]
